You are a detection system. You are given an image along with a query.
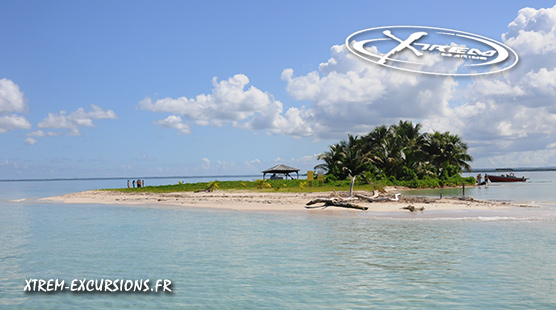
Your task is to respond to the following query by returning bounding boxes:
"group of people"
[476,174,488,185]
[127,179,145,188]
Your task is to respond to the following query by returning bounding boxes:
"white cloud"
[0,114,31,133]
[0,78,27,114]
[422,5,556,166]
[24,130,62,145]
[281,44,458,139]
[153,115,191,134]
[276,5,556,167]
[201,157,211,170]
[139,74,271,124]
[24,137,38,145]
[24,105,117,145]
[0,79,31,134]
[138,74,312,137]
[38,104,118,136]
[503,5,556,56]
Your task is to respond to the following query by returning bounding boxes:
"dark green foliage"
[315,120,474,188]
[398,166,418,181]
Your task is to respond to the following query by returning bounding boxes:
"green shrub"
[398,166,418,181]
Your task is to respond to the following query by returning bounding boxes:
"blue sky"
[1,0,556,179]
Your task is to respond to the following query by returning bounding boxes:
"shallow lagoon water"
[1,175,556,309]
[405,171,556,206]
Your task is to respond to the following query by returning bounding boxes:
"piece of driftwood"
[306,198,368,211]
[332,189,359,201]
[194,188,214,193]
[401,205,425,212]
[355,193,401,202]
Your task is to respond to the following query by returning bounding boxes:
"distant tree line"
[315,120,475,189]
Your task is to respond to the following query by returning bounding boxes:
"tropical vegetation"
[106,179,384,193]
[315,120,476,190]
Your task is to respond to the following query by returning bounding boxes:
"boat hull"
[486,175,527,182]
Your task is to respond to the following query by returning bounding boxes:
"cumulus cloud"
[201,157,211,170]
[0,114,31,133]
[503,5,556,56]
[24,137,38,145]
[37,104,117,136]
[153,115,191,134]
[0,79,31,133]
[0,78,27,114]
[24,130,62,145]
[422,4,556,165]
[278,4,556,167]
[138,74,312,137]
[26,105,118,144]
[26,130,61,137]
[281,44,458,139]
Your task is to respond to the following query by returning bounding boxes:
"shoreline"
[39,187,536,214]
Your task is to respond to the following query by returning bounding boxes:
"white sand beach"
[40,188,532,213]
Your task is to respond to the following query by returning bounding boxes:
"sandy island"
[40,187,533,213]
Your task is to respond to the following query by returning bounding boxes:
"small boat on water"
[486,173,528,182]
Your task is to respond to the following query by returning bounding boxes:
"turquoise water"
[1,175,556,309]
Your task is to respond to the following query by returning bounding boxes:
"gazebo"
[262,164,300,180]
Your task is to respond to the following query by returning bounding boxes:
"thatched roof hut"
[262,164,300,180]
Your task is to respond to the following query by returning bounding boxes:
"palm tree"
[315,134,369,196]
[338,134,369,196]
[393,120,429,178]
[360,125,389,154]
[369,132,405,176]
[423,132,473,176]
[315,142,346,179]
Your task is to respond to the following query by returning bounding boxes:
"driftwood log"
[194,187,212,193]
[355,192,401,202]
[194,187,214,193]
[306,198,368,211]
[401,205,425,212]
[194,183,219,193]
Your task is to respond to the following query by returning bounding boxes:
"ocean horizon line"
[0,174,264,183]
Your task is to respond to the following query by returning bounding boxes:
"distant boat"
[486,173,528,182]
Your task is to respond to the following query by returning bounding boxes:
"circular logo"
[345,26,518,76]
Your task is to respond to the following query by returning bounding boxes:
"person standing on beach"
[127,180,130,188]
[132,180,136,188]
[137,179,141,188]
[142,180,145,187]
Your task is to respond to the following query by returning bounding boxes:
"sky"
[2,0,556,179]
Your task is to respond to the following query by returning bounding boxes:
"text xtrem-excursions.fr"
[24,278,172,293]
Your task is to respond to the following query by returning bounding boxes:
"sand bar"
[40,188,532,213]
